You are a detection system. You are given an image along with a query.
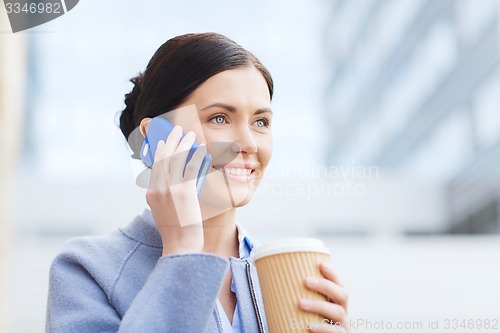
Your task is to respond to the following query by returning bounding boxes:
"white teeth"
[221,168,252,176]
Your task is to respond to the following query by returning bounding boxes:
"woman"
[46,32,350,333]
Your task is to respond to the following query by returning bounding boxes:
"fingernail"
[306,277,318,287]
[300,298,312,309]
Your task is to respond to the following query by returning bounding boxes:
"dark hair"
[117,32,274,141]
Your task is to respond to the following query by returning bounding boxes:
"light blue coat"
[45,210,268,333]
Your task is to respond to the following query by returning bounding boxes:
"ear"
[139,118,152,138]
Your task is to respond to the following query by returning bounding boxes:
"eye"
[254,118,270,128]
[209,113,228,125]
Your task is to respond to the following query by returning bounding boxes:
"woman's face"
[140,66,273,218]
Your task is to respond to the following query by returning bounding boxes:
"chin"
[199,190,254,220]
[198,170,261,210]
[233,193,254,207]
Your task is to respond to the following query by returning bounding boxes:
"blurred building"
[323,0,500,234]
[1,10,27,333]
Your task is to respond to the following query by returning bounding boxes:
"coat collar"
[120,208,259,260]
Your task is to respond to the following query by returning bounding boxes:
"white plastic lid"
[252,238,330,261]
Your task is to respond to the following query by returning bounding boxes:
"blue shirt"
[141,208,253,333]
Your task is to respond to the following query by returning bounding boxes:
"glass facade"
[324,0,500,234]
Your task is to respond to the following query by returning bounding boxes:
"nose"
[231,124,258,155]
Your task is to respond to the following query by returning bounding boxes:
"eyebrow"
[200,102,273,115]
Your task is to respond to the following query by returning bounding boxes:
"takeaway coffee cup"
[252,238,331,333]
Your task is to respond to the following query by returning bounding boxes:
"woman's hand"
[146,125,208,256]
[299,262,351,332]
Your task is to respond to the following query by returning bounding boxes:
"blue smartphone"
[140,117,212,196]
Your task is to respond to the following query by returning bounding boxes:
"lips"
[222,167,253,176]
[212,163,258,178]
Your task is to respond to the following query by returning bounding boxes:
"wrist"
[162,248,202,257]
[162,242,203,256]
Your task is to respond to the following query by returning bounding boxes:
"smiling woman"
[138,67,274,216]
[45,32,350,333]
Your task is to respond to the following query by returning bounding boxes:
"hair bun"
[118,73,144,140]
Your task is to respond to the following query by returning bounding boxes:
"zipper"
[246,261,264,333]
[215,301,224,333]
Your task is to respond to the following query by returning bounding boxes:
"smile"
[212,165,256,182]
[220,167,253,176]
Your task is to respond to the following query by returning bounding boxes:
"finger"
[149,140,169,191]
[175,131,197,155]
[184,143,208,181]
[320,261,344,287]
[304,276,349,309]
[299,299,348,326]
[169,131,196,184]
[156,125,183,162]
[150,125,183,190]
[153,139,166,164]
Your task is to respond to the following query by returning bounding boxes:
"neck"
[201,207,239,258]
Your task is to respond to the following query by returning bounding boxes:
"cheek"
[203,132,237,163]
[256,136,273,172]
